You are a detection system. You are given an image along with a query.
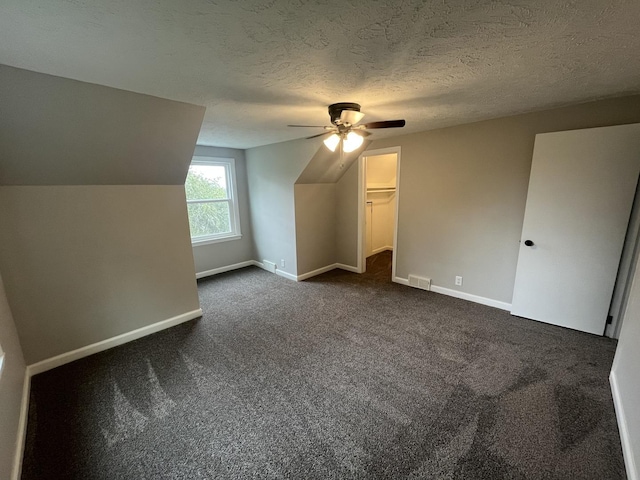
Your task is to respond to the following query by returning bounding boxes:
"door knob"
[524,240,534,247]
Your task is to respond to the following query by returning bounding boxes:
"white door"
[511,124,640,335]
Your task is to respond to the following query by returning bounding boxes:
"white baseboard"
[296,263,361,281]
[12,308,204,478]
[392,276,511,311]
[275,269,298,281]
[196,260,255,279]
[254,260,310,282]
[371,246,393,255]
[297,264,337,281]
[430,285,512,311]
[251,260,298,282]
[611,371,638,480]
[254,260,360,282]
[336,263,360,274]
[28,308,203,376]
[198,260,319,284]
[11,370,31,480]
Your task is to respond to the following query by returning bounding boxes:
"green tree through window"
[185,158,240,242]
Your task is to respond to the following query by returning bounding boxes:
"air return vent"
[408,275,431,291]
[263,260,277,273]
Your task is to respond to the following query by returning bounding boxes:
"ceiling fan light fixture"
[323,133,341,152]
[340,109,365,126]
[343,131,364,153]
[292,102,405,152]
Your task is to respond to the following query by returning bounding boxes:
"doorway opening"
[358,147,401,278]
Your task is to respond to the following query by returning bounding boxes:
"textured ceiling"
[1,0,640,149]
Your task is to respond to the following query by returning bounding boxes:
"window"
[186,157,241,245]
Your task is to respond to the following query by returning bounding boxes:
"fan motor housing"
[328,102,361,125]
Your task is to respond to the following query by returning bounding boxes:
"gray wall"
[611,253,640,479]
[191,146,254,274]
[0,186,201,364]
[363,95,640,305]
[295,184,337,275]
[0,273,26,480]
[245,138,320,276]
[0,65,204,186]
[335,161,359,267]
[0,66,204,365]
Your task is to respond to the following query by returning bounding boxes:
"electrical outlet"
[455,276,463,286]
[281,259,286,268]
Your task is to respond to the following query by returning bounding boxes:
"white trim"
[11,370,30,480]
[188,156,242,244]
[191,156,234,165]
[297,264,338,281]
[12,309,204,478]
[192,234,242,247]
[392,276,511,310]
[196,260,255,279]
[255,261,295,279]
[28,309,203,376]
[429,285,512,311]
[391,149,401,281]
[336,263,360,273]
[11,308,204,478]
[275,269,298,282]
[357,156,365,273]
[276,263,363,282]
[358,147,402,276]
[371,246,393,256]
[611,371,638,480]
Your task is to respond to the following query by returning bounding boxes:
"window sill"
[192,234,242,247]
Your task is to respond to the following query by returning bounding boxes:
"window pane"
[186,165,228,200]
[187,201,232,238]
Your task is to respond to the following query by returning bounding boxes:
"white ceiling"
[1,0,640,149]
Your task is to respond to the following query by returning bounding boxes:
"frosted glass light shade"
[323,133,340,152]
[343,131,363,152]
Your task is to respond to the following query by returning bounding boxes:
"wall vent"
[408,275,431,291]
[263,260,277,273]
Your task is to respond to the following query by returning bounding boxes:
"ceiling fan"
[288,102,406,152]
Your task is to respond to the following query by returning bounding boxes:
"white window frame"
[187,156,242,246]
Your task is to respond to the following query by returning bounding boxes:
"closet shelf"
[367,186,396,193]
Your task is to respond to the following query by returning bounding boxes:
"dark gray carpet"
[22,251,626,479]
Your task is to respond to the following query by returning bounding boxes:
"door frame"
[357,146,402,276]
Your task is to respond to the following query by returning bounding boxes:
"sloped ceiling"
[1,1,640,149]
[0,65,205,185]
[296,142,371,185]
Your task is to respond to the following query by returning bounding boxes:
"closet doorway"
[358,147,401,276]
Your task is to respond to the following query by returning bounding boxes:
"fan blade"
[306,132,334,139]
[288,124,328,128]
[340,110,365,125]
[363,120,406,129]
[360,130,372,137]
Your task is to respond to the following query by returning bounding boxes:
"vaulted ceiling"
[2,0,639,149]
